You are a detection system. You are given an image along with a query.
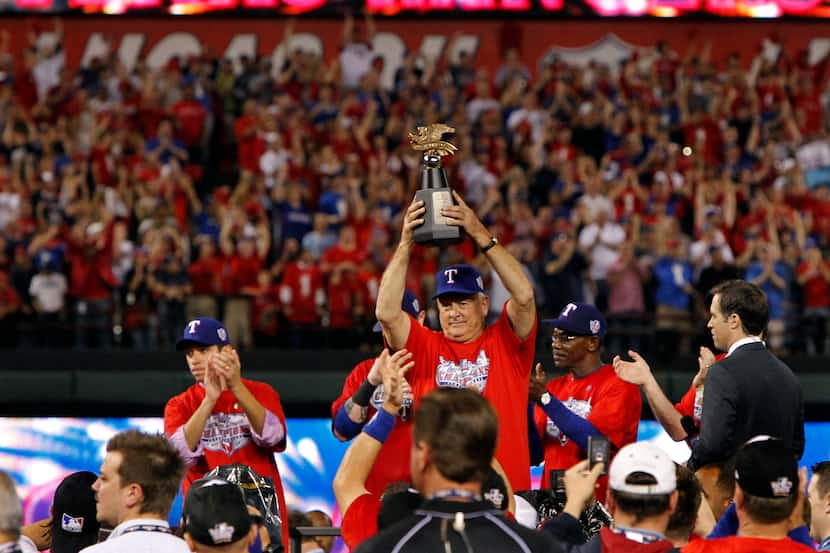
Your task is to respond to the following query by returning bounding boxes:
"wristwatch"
[480,236,499,253]
[540,392,551,406]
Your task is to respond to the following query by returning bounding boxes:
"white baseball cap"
[609,442,676,495]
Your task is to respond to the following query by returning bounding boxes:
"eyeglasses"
[551,332,585,343]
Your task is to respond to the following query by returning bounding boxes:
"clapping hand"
[613,350,653,387]
[693,346,715,389]
[204,352,228,402]
[381,349,414,415]
[212,347,242,392]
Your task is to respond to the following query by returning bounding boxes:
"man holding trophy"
[375,124,537,491]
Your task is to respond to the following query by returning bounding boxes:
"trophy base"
[413,226,465,248]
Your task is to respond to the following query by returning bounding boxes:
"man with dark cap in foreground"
[182,478,258,552]
[22,471,101,553]
[683,437,813,553]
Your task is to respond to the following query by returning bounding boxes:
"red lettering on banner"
[4,18,827,86]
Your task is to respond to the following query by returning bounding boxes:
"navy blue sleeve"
[708,502,738,538]
[787,525,814,548]
[541,513,588,546]
[539,394,604,451]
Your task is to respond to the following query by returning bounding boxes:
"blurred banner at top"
[2,0,830,17]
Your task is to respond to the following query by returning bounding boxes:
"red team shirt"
[330,358,414,495]
[164,379,290,547]
[682,536,816,553]
[340,493,381,551]
[279,260,324,325]
[403,305,537,491]
[535,364,641,498]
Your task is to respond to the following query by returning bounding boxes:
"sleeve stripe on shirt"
[485,513,532,553]
[390,515,433,553]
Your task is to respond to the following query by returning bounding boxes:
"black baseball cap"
[51,471,100,553]
[734,437,798,499]
[481,466,510,511]
[183,478,252,546]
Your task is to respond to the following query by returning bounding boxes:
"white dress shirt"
[726,335,764,357]
[79,518,190,553]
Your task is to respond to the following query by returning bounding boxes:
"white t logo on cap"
[187,320,201,335]
[444,269,459,284]
[562,303,577,317]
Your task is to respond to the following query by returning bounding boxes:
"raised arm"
[613,350,687,441]
[333,349,413,514]
[375,199,424,350]
[442,190,536,339]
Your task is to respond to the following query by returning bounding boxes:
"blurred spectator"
[186,236,223,321]
[305,510,334,553]
[0,469,37,552]
[696,246,740,299]
[302,213,337,261]
[170,84,208,163]
[149,255,191,349]
[746,243,791,353]
[67,220,117,349]
[0,271,20,348]
[653,238,694,358]
[280,247,324,347]
[28,250,67,347]
[797,239,830,355]
[339,13,375,90]
[606,241,650,356]
[540,230,586,316]
[146,119,188,166]
[247,270,282,347]
[578,205,625,311]
[121,249,156,350]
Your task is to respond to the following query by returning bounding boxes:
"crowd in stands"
[1,17,830,355]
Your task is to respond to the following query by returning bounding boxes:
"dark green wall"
[3,349,830,419]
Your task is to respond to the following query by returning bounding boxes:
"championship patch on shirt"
[435,350,490,393]
[202,413,252,455]
[370,383,414,410]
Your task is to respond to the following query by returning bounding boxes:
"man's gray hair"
[0,471,22,536]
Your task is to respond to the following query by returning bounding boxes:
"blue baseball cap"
[176,317,232,351]
[432,264,485,299]
[544,303,607,338]
[373,289,422,332]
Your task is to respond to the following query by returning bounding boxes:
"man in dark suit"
[688,279,804,471]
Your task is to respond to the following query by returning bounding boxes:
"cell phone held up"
[549,469,567,507]
[587,435,610,475]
